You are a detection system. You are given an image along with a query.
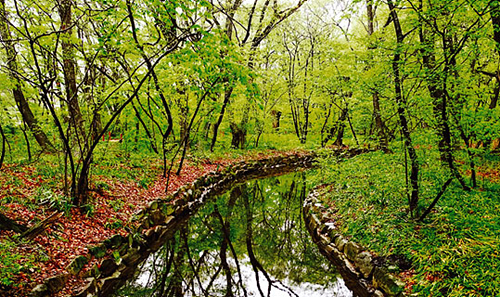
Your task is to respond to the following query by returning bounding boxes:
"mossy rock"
[161,204,175,216]
[45,273,69,293]
[373,267,405,296]
[99,258,118,277]
[345,241,362,262]
[355,251,374,278]
[66,256,89,275]
[88,244,107,259]
[104,234,125,249]
[30,284,48,297]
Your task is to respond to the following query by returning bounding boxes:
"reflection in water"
[117,172,352,297]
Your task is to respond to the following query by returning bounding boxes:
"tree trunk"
[230,122,246,149]
[0,124,6,170]
[58,0,84,140]
[490,0,500,60]
[367,0,388,151]
[271,110,282,129]
[388,0,420,215]
[210,86,233,151]
[417,0,469,190]
[0,212,27,233]
[0,0,55,153]
[333,108,348,147]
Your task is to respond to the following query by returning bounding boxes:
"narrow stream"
[116,172,352,297]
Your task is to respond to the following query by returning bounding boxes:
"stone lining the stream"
[30,148,377,297]
[303,190,407,297]
[30,152,322,297]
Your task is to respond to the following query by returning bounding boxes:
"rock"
[164,215,174,225]
[98,272,122,296]
[345,241,362,262]
[319,234,330,245]
[30,284,48,297]
[121,248,142,266]
[334,235,347,252]
[388,265,399,273]
[309,214,320,229]
[82,264,100,278]
[88,243,107,258]
[104,234,124,249]
[149,200,159,210]
[161,204,175,216]
[355,251,374,278]
[149,209,165,225]
[373,267,405,296]
[99,258,118,277]
[74,278,96,297]
[66,256,89,275]
[343,258,360,278]
[45,273,69,294]
[328,230,340,242]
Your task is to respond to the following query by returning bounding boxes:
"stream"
[115,172,353,297]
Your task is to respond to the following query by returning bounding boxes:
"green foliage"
[33,187,72,214]
[313,150,500,296]
[0,240,36,287]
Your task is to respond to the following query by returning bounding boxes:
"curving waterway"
[115,172,353,297]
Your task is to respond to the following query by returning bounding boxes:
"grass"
[312,147,500,296]
[0,239,37,288]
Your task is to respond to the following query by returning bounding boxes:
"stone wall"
[303,190,406,297]
[31,152,319,297]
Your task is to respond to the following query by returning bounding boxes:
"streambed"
[116,172,352,297]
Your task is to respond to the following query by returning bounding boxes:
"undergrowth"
[0,240,36,288]
[312,148,500,297]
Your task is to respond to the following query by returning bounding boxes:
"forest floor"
[312,149,500,297]
[1,145,499,296]
[0,147,307,296]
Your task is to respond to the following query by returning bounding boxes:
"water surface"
[117,172,352,297]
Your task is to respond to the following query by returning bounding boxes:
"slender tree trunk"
[388,0,420,215]
[21,123,32,161]
[0,124,6,170]
[58,0,84,141]
[132,104,159,153]
[210,86,233,151]
[333,108,348,147]
[0,0,55,153]
[367,0,388,151]
[417,0,469,190]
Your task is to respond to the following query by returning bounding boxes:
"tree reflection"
[118,172,345,297]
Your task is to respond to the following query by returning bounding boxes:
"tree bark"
[0,212,27,233]
[367,0,388,151]
[388,0,420,215]
[417,0,469,191]
[58,0,84,140]
[0,124,5,170]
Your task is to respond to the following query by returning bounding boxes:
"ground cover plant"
[0,139,311,295]
[312,146,500,296]
[1,0,500,295]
